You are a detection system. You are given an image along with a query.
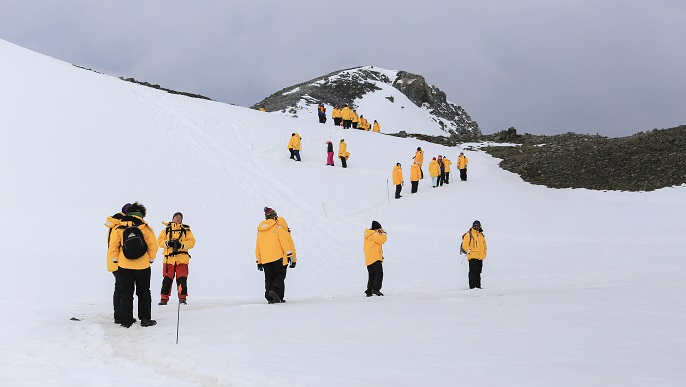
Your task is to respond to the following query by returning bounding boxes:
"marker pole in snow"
[175,301,181,344]
[386,179,390,204]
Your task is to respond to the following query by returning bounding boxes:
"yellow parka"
[414,150,424,166]
[458,154,469,169]
[364,229,387,266]
[256,219,293,265]
[288,133,302,151]
[462,229,487,260]
[104,211,126,272]
[108,215,157,270]
[372,121,380,132]
[332,107,342,119]
[277,216,297,265]
[392,165,403,185]
[410,162,421,181]
[428,159,440,177]
[351,111,359,124]
[358,117,368,130]
[341,106,352,120]
[443,157,452,172]
[338,141,349,159]
[157,221,196,265]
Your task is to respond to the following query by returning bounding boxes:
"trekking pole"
[322,203,329,218]
[386,179,390,204]
[175,301,181,344]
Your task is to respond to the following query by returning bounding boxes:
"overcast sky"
[1,0,684,137]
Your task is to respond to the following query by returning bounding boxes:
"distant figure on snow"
[458,152,469,181]
[318,103,326,124]
[325,140,334,166]
[287,133,302,161]
[255,207,293,304]
[259,106,266,112]
[410,162,420,193]
[428,157,440,188]
[372,120,380,133]
[392,163,403,199]
[157,212,196,306]
[462,220,487,289]
[437,155,445,186]
[341,104,353,129]
[413,147,424,179]
[364,221,387,297]
[442,156,452,184]
[332,105,342,126]
[338,139,349,168]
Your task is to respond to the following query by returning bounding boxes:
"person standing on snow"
[372,120,380,133]
[287,133,302,161]
[318,103,327,124]
[325,140,335,166]
[428,157,440,188]
[410,162,421,193]
[104,202,131,324]
[443,156,453,184]
[413,147,424,179]
[437,155,445,186]
[364,221,387,297]
[273,209,297,302]
[392,163,403,199]
[332,105,342,126]
[338,139,349,168]
[351,109,359,129]
[458,152,469,181]
[255,207,293,304]
[462,220,487,289]
[341,104,353,129]
[157,212,196,306]
[108,202,158,328]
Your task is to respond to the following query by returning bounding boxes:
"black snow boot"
[140,319,157,327]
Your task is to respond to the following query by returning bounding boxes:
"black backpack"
[121,225,148,259]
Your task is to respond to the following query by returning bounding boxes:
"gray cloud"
[1,0,684,137]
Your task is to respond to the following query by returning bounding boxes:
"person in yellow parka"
[351,109,359,129]
[338,139,349,168]
[428,157,440,187]
[364,221,387,297]
[458,151,469,181]
[392,162,403,199]
[372,120,380,133]
[410,162,421,193]
[287,133,302,161]
[461,220,487,289]
[341,104,353,129]
[104,202,131,324]
[157,212,196,305]
[256,207,294,303]
[108,202,158,328]
[332,105,342,126]
[273,209,297,302]
[413,147,424,179]
[442,156,452,184]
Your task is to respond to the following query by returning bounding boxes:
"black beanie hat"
[371,221,382,230]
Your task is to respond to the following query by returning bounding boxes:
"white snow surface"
[1,39,685,386]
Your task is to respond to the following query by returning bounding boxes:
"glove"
[257,263,263,271]
[149,260,154,264]
[466,249,471,254]
[112,257,118,263]
[289,261,296,269]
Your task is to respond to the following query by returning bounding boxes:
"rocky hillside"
[480,126,686,192]
[251,66,480,136]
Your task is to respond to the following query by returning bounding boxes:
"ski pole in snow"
[386,179,390,204]
[176,301,181,344]
[322,203,329,218]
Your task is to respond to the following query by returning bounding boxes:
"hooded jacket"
[255,219,293,265]
[372,122,380,132]
[410,163,421,181]
[104,211,126,272]
[414,150,424,166]
[332,107,342,118]
[462,229,487,260]
[428,159,440,177]
[364,229,387,266]
[108,215,157,270]
[458,154,469,169]
[341,106,352,121]
[443,157,452,172]
[288,133,302,151]
[351,111,359,124]
[157,221,196,265]
[338,141,348,158]
[392,165,403,185]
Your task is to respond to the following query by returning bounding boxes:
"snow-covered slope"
[1,39,685,386]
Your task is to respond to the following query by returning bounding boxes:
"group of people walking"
[391,148,470,198]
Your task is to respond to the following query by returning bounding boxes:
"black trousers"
[411,180,418,193]
[460,168,467,181]
[468,259,483,289]
[334,117,342,126]
[395,184,402,198]
[366,260,384,292]
[439,171,445,186]
[263,259,285,301]
[445,172,450,183]
[340,156,347,168]
[112,271,121,321]
[289,148,295,159]
[118,267,152,324]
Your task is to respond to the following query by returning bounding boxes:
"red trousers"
[160,263,189,301]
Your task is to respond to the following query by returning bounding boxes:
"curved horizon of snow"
[1,39,685,386]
